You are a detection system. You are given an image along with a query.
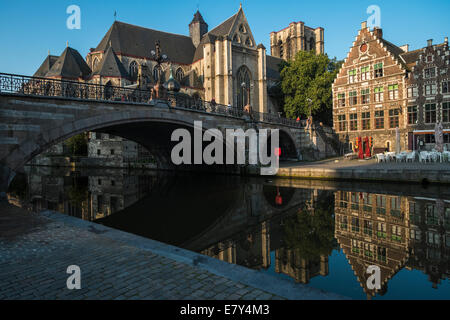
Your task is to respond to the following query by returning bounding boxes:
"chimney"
[427,39,433,47]
[400,44,409,53]
[373,27,383,39]
[361,21,367,30]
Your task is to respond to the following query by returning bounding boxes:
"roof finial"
[48,49,51,56]
[66,41,69,48]
[240,2,242,9]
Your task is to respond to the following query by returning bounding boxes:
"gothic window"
[239,24,247,33]
[245,37,252,47]
[309,38,315,52]
[93,58,99,71]
[129,61,138,81]
[176,68,184,83]
[153,65,162,82]
[233,34,241,43]
[237,66,251,109]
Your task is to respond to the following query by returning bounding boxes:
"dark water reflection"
[8,166,450,300]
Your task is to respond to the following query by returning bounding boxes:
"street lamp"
[151,40,169,85]
[150,40,169,99]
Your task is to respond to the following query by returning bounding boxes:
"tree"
[279,51,342,125]
[282,193,335,260]
[64,133,88,156]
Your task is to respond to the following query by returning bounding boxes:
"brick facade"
[333,22,450,155]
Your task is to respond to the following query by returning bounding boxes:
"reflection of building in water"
[335,190,450,298]
[89,175,154,220]
[26,174,91,221]
[275,249,328,284]
[199,187,333,281]
[201,221,270,269]
[407,197,450,288]
[20,169,156,221]
[334,191,411,299]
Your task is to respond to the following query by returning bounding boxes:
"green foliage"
[279,51,342,125]
[68,184,88,207]
[282,194,335,260]
[64,133,88,156]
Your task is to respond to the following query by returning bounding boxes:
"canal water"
[8,166,450,300]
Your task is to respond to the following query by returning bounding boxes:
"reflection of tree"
[282,196,335,260]
[68,184,88,208]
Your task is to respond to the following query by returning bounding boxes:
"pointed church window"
[245,37,252,47]
[237,66,251,109]
[93,58,99,71]
[233,34,241,43]
[176,68,184,83]
[129,61,138,81]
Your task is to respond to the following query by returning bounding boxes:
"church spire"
[189,10,208,48]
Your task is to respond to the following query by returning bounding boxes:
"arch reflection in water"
[7,167,450,299]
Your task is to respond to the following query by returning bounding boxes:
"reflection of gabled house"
[334,191,411,298]
[407,197,450,289]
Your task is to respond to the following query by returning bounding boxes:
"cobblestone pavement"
[0,203,289,300]
[280,158,450,170]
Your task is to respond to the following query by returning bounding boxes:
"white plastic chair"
[419,151,428,163]
[406,151,416,162]
[376,153,385,163]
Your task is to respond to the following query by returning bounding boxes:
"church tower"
[189,10,208,48]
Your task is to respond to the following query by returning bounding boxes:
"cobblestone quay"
[0,202,345,300]
[278,158,450,184]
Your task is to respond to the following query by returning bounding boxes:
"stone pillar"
[224,39,233,106]
[203,43,214,102]
[214,38,224,104]
[257,44,268,113]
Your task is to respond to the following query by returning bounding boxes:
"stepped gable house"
[333,21,449,155]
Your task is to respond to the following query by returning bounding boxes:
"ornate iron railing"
[0,72,304,128]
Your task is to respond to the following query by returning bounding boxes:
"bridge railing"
[0,72,303,128]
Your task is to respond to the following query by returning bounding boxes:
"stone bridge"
[0,73,337,192]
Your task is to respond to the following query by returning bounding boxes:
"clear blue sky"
[0,0,449,76]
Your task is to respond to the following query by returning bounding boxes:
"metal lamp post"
[150,40,168,99]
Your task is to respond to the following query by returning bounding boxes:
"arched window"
[153,65,162,82]
[237,66,251,109]
[92,58,99,71]
[176,68,184,83]
[239,24,247,34]
[245,37,252,47]
[233,34,241,43]
[129,61,138,81]
[309,38,315,52]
